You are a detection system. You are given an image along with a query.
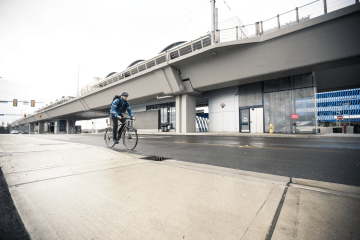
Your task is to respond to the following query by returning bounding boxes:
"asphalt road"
[26,134,360,187]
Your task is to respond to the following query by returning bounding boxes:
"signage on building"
[337,115,344,120]
[291,114,299,119]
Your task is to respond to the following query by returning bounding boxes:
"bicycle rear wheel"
[121,127,138,150]
[104,128,115,148]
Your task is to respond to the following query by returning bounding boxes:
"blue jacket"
[110,98,134,118]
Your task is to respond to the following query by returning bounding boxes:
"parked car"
[21,131,29,134]
[10,130,19,134]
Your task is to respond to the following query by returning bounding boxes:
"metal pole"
[260,21,264,35]
[296,7,299,23]
[255,22,260,36]
[323,0,327,14]
[277,14,280,29]
[348,100,350,127]
[77,65,80,97]
[211,0,216,44]
[313,72,318,134]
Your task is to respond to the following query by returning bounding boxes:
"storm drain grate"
[140,156,171,161]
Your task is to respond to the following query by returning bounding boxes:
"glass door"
[240,108,250,132]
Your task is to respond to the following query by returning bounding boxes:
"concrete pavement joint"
[241,186,275,240]
[0,146,93,154]
[4,157,132,175]
[265,178,292,240]
[8,161,146,187]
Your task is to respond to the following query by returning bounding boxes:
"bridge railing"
[57,0,358,103]
[81,35,212,96]
[219,0,358,41]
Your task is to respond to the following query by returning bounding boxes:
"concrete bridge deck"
[1,135,359,239]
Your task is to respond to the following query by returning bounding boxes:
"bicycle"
[104,117,138,150]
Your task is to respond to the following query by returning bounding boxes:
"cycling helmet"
[120,91,129,97]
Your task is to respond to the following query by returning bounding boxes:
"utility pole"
[77,65,80,97]
[210,0,216,44]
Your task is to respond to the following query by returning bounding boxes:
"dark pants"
[112,114,125,140]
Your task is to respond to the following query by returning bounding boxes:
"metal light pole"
[77,65,80,97]
[210,0,216,44]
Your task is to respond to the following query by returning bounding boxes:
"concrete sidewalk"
[0,135,359,240]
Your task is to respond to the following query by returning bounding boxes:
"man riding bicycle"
[110,91,135,144]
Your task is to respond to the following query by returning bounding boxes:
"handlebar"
[119,117,135,121]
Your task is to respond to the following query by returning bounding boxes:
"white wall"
[208,86,239,132]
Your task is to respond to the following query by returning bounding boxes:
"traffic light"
[24,113,27,118]
[13,99,18,107]
[31,100,35,107]
[39,113,42,118]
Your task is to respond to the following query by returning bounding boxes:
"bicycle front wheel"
[122,127,138,150]
[104,128,115,148]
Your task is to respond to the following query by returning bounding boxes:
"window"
[146,102,176,128]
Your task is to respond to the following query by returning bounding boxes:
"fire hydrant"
[269,124,274,134]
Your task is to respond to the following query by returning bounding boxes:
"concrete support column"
[66,120,75,134]
[44,122,49,133]
[29,123,35,133]
[176,96,181,133]
[176,94,196,133]
[39,122,44,134]
[54,120,58,134]
[109,114,113,128]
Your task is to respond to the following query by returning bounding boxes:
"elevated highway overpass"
[10,3,360,133]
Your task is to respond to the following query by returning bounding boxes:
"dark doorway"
[239,108,250,133]
[50,122,54,133]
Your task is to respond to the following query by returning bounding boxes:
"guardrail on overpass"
[79,0,359,98]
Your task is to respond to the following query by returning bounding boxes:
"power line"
[133,8,210,52]
[127,1,208,49]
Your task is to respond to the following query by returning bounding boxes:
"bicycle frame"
[116,118,134,140]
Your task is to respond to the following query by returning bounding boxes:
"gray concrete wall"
[316,63,360,92]
[239,82,263,107]
[80,65,182,110]
[208,86,239,132]
[132,110,160,130]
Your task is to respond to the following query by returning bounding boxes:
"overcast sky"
[1,0,327,124]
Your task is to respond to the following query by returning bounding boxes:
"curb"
[136,132,359,139]
[291,178,360,198]
[153,160,290,186]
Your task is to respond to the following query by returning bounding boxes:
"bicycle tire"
[104,128,116,148]
[121,126,138,150]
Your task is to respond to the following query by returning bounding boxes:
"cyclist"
[110,91,135,144]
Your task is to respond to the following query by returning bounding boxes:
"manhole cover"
[140,156,171,161]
